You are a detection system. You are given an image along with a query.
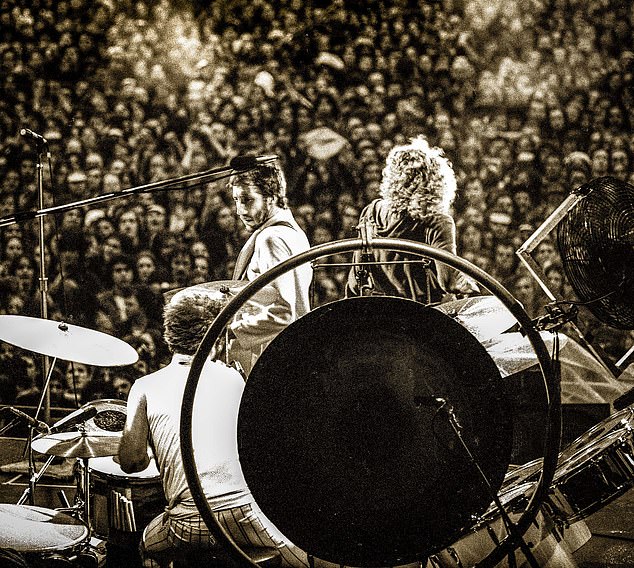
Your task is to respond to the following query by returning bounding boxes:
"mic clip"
[533,302,578,332]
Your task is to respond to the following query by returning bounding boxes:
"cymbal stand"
[438,400,540,568]
[78,455,92,535]
[17,454,56,506]
[20,356,58,506]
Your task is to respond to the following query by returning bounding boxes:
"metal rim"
[180,238,561,568]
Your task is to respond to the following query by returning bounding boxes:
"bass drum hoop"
[179,238,561,568]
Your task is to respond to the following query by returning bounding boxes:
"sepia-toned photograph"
[1,1,634,566]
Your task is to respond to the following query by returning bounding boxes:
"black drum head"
[238,296,513,566]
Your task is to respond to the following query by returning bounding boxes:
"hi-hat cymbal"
[483,331,570,378]
[32,430,120,459]
[433,295,517,343]
[163,279,281,318]
[0,315,139,366]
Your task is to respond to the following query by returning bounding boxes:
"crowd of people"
[1,0,634,407]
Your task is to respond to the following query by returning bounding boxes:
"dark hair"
[229,162,288,208]
[163,291,226,355]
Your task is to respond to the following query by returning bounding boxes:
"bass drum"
[551,426,634,523]
[78,456,165,540]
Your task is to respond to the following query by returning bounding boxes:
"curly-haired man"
[348,136,478,302]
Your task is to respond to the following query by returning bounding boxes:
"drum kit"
[0,315,164,566]
[1,295,634,567]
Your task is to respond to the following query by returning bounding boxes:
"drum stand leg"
[17,454,56,506]
[441,403,541,568]
[80,457,93,535]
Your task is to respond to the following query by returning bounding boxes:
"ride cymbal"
[0,315,138,366]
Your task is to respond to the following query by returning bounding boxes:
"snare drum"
[0,504,88,564]
[430,482,577,568]
[559,406,634,464]
[551,426,634,523]
[79,456,165,538]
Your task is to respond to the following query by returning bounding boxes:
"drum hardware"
[30,401,125,547]
[558,406,634,465]
[0,504,89,562]
[355,217,376,296]
[180,238,561,568]
[0,316,138,507]
[482,331,569,379]
[76,456,164,540]
[434,397,542,568]
[550,424,634,524]
[531,302,578,333]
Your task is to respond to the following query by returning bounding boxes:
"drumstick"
[127,498,136,532]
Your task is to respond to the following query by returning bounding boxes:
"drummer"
[227,160,312,375]
[118,288,312,568]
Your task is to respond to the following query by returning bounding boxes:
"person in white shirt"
[118,289,310,568]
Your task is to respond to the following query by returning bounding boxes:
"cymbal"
[0,315,139,367]
[432,295,517,343]
[164,279,281,318]
[483,331,570,378]
[32,430,120,459]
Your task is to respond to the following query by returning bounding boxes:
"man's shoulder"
[134,364,174,389]
[257,222,309,249]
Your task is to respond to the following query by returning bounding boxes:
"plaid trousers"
[141,503,312,568]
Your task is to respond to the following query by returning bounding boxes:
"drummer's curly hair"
[229,162,288,208]
[380,136,456,220]
[163,291,226,355]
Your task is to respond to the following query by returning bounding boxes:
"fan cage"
[557,176,634,330]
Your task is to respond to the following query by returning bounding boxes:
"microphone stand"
[0,163,239,228]
[438,401,541,568]
[2,157,240,505]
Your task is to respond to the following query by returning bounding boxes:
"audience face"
[137,254,156,282]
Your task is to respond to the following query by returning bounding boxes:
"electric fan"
[557,176,634,329]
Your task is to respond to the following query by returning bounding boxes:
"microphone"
[49,406,98,434]
[413,396,447,408]
[20,128,48,145]
[229,154,278,170]
[4,407,50,434]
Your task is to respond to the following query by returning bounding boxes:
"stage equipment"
[241,296,511,566]
[483,331,569,378]
[558,405,634,465]
[550,425,634,523]
[76,456,164,538]
[433,295,518,343]
[517,176,634,373]
[32,430,119,459]
[556,176,634,330]
[180,238,561,568]
[0,315,138,367]
[163,279,281,318]
[0,504,88,559]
